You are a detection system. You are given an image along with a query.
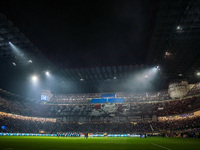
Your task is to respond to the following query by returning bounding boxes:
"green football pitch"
[0,136,200,150]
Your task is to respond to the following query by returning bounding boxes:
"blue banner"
[90,99,107,103]
[108,98,124,103]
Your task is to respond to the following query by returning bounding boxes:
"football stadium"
[0,0,200,150]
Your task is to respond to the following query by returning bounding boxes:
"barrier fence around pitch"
[0,133,140,137]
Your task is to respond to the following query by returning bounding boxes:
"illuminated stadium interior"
[0,0,200,149]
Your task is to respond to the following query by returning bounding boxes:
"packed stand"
[117,90,170,102]
[48,93,101,104]
[152,117,200,132]
[0,96,32,116]
[186,82,200,96]
[35,96,200,118]
[1,112,200,135]
[47,90,171,104]
[0,112,56,133]
[1,95,200,119]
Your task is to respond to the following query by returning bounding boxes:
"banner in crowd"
[90,99,107,103]
[108,98,124,103]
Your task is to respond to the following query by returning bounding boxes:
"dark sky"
[1,0,159,68]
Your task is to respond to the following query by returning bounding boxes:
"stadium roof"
[0,14,49,66]
[0,0,200,97]
[147,0,200,84]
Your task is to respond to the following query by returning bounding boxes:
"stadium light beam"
[9,42,21,54]
[8,42,29,62]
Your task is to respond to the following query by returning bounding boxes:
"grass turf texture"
[0,136,200,150]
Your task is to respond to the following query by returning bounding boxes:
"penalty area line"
[152,143,171,150]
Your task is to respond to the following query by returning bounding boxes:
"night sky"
[1,0,159,68]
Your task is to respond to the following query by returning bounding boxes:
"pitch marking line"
[152,143,171,150]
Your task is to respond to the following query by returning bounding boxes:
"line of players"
[57,132,80,137]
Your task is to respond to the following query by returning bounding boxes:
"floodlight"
[153,66,160,72]
[12,62,16,66]
[165,51,171,56]
[45,71,50,76]
[32,75,38,82]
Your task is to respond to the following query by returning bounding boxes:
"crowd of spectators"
[1,95,200,119]
[186,82,200,96]
[152,117,200,132]
[1,112,200,135]
[48,90,171,104]
[1,83,200,117]
[46,82,200,104]
[136,96,200,117]
[31,96,200,118]
[0,113,57,133]
[1,84,200,136]
[118,90,170,102]
[0,96,32,116]
[49,93,100,104]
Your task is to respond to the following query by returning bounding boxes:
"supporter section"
[1,94,200,118]
[0,82,200,136]
[0,110,200,135]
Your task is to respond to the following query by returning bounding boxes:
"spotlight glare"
[12,62,16,66]
[197,72,200,76]
[32,75,38,82]
[28,60,32,63]
[177,26,182,30]
[145,75,148,78]
[153,66,160,71]
[45,71,50,76]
